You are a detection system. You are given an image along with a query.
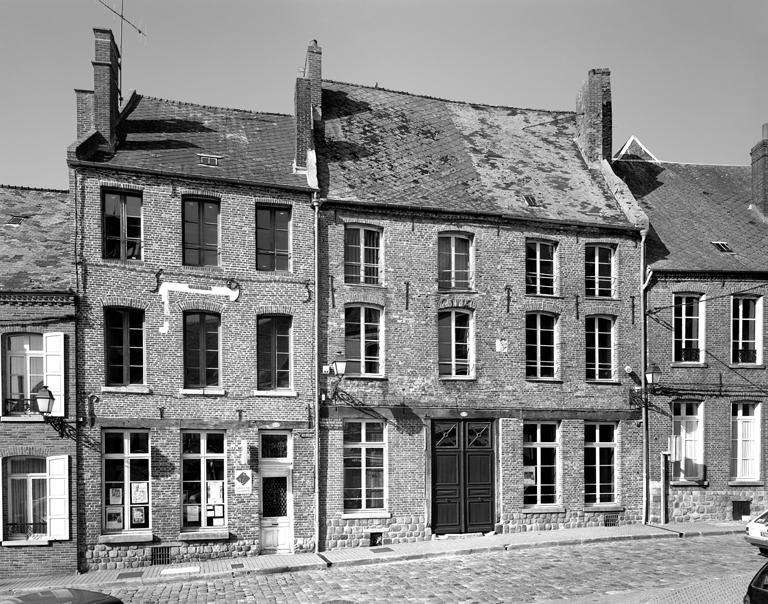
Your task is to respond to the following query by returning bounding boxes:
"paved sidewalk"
[0,521,747,596]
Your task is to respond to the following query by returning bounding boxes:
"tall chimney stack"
[751,123,768,217]
[92,28,121,152]
[294,40,322,176]
[305,40,322,119]
[576,68,612,165]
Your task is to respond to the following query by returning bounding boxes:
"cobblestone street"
[93,533,762,603]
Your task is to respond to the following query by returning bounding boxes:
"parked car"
[0,589,122,604]
[745,561,768,604]
[746,509,768,555]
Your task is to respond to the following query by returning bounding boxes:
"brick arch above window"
[0,445,53,458]
[176,299,225,314]
[341,289,387,308]
[523,298,566,315]
[98,180,143,193]
[99,295,151,310]
[254,305,297,316]
[341,218,384,228]
[178,188,220,201]
[581,301,621,316]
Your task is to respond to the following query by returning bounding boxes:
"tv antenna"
[95,0,147,101]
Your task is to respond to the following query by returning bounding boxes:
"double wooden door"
[431,419,494,534]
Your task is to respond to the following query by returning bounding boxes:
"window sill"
[180,264,223,272]
[670,362,708,369]
[438,376,477,382]
[584,504,624,512]
[98,532,154,544]
[2,539,51,547]
[670,480,708,487]
[522,505,565,514]
[524,294,563,299]
[343,375,388,381]
[585,380,622,386]
[179,388,226,397]
[583,296,618,301]
[102,385,153,394]
[728,480,764,487]
[437,288,477,294]
[525,378,563,384]
[252,390,298,397]
[344,282,385,289]
[341,511,391,520]
[729,364,766,370]
[177,530,230,541]
[101,258,144,265]
[1,415,44,423]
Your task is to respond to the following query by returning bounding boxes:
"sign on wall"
[234,469,253,495]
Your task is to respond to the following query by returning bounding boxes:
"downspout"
[640,231,652,524]
[312,193,321,553]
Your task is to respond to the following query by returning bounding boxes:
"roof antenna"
[95,0,147,102]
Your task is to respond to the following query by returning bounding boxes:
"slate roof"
[91,95,309,190]
[316,81,635,229]
[611,158,767,272]
[0,186,75,291]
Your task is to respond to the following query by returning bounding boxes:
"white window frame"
[525,240,557,296]
[437,233,474,291]
[584,423,616,504]
[255,205,292,272]
[256,315,293,392]
[525,312,558,380]
[585,315,615,381]
[671,401,704,481]
[344,225,383,285]
[344,304,383,376]
[102,430,151,533]
[731,402,760,481]
[731,296,763,366]
[673,294,706,363]
[342,420,388,512]
[523,422,559,506]
[181,431,227,530]
[585,244,615,298]
[1,332,64,418]
[182,311,221,390]
[437,309,475,379]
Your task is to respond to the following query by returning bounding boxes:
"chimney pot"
[762,122,768,141]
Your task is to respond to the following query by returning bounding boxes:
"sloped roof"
[90,95,310,190]
[316,81,635,229]
[612,158,767,272]
[0,186,76,291]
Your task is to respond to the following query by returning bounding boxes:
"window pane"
[207,433,224,454]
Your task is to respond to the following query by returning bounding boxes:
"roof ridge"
[322,79,576,115]
[0,184,69,193]
[138,94,293,118]
[654,160,750,168]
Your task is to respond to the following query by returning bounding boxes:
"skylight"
[711,241,733,253]
[198,154,221,167]
[5,216,24,226]
[523,195,539,208]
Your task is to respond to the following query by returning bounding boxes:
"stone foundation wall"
[325,515,429,549]
[499,508,641,533]
[670,488,767,523]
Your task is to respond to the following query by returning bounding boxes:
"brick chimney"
[305,40,322,119]
[74,89,94,139]
[294,40,322,175]
[576,68,612,165]
[92,28,121,152]
[751,123,768,217]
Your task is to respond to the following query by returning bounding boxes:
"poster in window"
[214,504,224,517]
[106,507,123,530]
[212,517,225,527]
[109,487,123,505]
[131,507,146,526]
[131,482,149,504]
[186,505,200,524]
[523,466,536,487]
[207,481,223,504]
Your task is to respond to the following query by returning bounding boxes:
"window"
[345,305,381,375]
[673,295,704,362]
[585,244,614,297]
[438,309,473,377]
[257,316,291,390]
[2,456,69,541]
[104,308,144,386]
[526,313,557,379]
[103,190,142,260]
[438,234,472,290]
[103,431,150,532]
[183,312,220,388]
[731,403,759,481]
[256,207,291,271]
[181,432,226,529]
[586,316,614,381]
[525,240,556,295]
[345,226,381,284]
[343,421,385,511]
[2,333,64,417]
[671,402,703,481]
[585,423,616,504]
[732,297,762,365]
[183,198,220,266]
[523,422,558,506]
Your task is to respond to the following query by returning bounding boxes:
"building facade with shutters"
[0,186,79,578]
[613,132,768,524]
[67,29,320,571]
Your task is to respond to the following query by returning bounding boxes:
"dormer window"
[197,154,221,167]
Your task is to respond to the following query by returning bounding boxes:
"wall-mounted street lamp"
[34,386,71,439]
[645,363,662,394]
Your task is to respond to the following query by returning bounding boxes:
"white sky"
[1,0,767,189]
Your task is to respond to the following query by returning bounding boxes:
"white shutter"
[43,333,64,417]
[46,455,69,540]
[0,337,4,417]
[0,456,3,541]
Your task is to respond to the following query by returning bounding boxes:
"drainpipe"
[312,193,321,553]
[640,230,652,525]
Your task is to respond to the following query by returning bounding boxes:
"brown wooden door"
[432,420,494,534]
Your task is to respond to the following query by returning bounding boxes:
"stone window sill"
[343,375,388,381]
[584,504,625,512]
[102,385,153,394]
[585,380,622,386]
[341,511,391,520]
[101,258,144,265]
[98,531,154,544]
[438,376,477,382]
[670,362,708,369]
[2,539,50,547]
[525,379,563,384]
[583,296,619,301]
[670,479,709,487]
[728,480,764,487]
[177,530,230,541]
[1,415,44,423]
[179,388,226,397]
[252,389,298,397]
[522,505,565,514]
[344,282,385,289]
[729,364,766,370]
[524,294,563,299]
[180,264,223,273]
